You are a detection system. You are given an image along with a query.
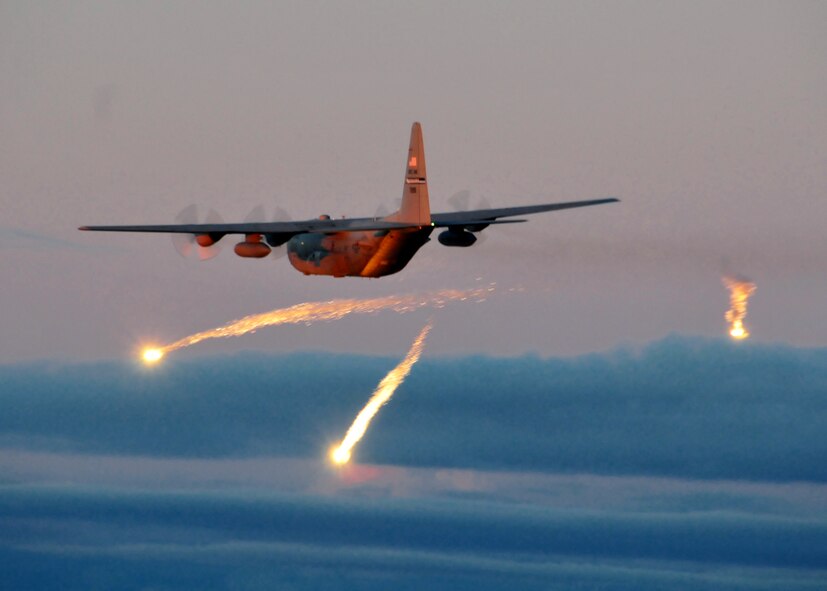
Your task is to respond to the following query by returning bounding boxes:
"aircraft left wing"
[430,197,619,227]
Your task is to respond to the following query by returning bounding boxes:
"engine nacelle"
[438,229,477,247]
[196,234,220,247]
[234,234,271,258]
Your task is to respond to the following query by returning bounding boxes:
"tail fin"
[388,122,431,226]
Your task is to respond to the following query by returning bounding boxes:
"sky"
[1,0,826,361]
[2,1,827,589]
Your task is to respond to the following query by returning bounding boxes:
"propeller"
[447,190,491,213]
[374,198,401,220]
[171,204,224,260]
[244,204,293,259]
[446,190,491,245]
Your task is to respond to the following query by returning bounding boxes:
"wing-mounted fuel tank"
[234,234,272,258]
[438,228,477,247]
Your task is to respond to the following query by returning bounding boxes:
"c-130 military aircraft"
[80,123,618,278]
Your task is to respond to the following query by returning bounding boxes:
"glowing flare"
[723,276,756,340]
[330,446,351,465]
[141,347,165,364]
[149,287,487,358]
[330,321,432,466]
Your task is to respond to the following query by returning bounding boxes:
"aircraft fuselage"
[287,227,433,278]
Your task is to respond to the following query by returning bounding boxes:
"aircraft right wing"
[430,197,619,227]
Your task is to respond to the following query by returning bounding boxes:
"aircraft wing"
[79,217,419,235]
[430,197,619,227]
[80,198,619,235]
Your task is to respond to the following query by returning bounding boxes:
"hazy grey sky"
[2,1,826,362]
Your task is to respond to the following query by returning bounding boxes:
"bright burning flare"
[142,347,164,365]
[723,276,756,340]
[330,321,432,466]
[139,287,487,362]
[330,446,351,465]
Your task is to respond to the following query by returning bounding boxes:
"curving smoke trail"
[330,320,433,465]
[722,275,756,339]
[141,287,489,363]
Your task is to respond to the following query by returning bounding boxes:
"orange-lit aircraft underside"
[80,123,618,278]
[286,226,432,278]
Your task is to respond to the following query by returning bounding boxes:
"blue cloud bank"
[1,484,825,591]
[2,336,826,481]
[2,336,826,590]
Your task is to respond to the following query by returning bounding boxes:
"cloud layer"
[2,336,826,481]
[1,483,825,591]
[2,336,827,589]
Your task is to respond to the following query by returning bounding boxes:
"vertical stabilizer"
[388,122,431,226]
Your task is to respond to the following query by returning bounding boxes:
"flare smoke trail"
[722,275,756,339]
[141,287,488,363]
[330,320,432,465]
